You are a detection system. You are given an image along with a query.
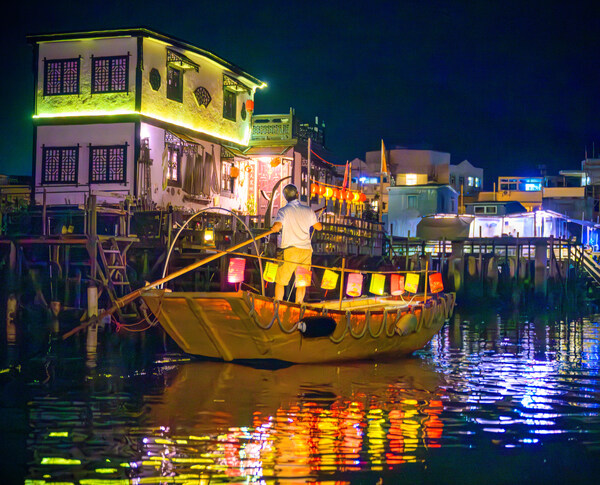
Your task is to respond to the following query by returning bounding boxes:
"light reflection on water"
[18,310,600,484]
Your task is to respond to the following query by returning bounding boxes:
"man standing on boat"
[271,184,322,303]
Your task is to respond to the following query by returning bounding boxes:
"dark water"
[3,308,600,484]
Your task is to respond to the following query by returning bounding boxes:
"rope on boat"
[243,292,438,343]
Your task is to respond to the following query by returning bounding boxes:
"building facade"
[28,28,265,211]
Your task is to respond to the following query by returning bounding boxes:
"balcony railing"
[250,111,296,144]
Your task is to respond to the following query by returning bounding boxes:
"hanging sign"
[369,273,386,295]
[321,269,339,290]
[405,273,420,293]
[390,274,405,295]
[346,273,363,297]
[428,272,444,293]
[263,261,278,283]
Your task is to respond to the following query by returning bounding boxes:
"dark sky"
[2,0,599,188]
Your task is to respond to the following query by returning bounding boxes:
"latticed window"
[166,144,182,186]
[89,145,127,183]
[223,89,236,121]
[42,146,79,184]
[167,66,183,102]
[44,58,80,96]
[92,55,128,93]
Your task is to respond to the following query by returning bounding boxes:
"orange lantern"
[246,99,255,112]
[311,184,319,195]
[318,185,327,196]
[390,274,405,295]
[345,191,354,201]
[332,188,340,200]
[428,272,444,293]
[346,273,363,297]
[359,193,367,202]
[270,157,281,167]
[228,258,246,284]
[321,269,339,290]
[295,265,312,287]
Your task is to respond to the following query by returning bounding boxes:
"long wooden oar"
[62,228,277,340]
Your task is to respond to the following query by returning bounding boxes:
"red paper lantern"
[227,257,246,284]
[391,274,405,295]
[345,191,354,201]
[311,184,319,195]
[428,272,444,293]
[246,99,255,112]
[318,185,327,196]
[346,273,363,297]
[332,188,340,199]
[359,193,367,202]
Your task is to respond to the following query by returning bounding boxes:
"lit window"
[44,58,80,96]
[92,56,128,93]
[166,144,181,186]
[468,176,474,186]
[475,177,481,188]
[42,146,79,184]
[89,145,127,183]
[167,66,183,102]
[406,173,418,185]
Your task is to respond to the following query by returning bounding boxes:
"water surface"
[5,308,600,484]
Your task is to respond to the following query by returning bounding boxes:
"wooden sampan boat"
[141,290,455,364]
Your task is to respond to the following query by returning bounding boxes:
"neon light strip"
[33,110,251,145]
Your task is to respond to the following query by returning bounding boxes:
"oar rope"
[61,228,277,340]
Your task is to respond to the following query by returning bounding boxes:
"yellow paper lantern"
[263,261,278,283]
[405,273,420,293]
[204,228,214,242]
[321,269,339,290]
[369,273,386,295]
[353,192,361,203]
[325,187,333,198]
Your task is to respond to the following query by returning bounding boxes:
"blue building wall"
[387,185,458,236]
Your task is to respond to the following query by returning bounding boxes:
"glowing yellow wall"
[35,37,137,116]
[141,37,254,146]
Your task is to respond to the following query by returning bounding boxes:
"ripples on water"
[7,309,600,484]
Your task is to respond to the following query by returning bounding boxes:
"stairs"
[571,245,600,289]
[97,237,140,320]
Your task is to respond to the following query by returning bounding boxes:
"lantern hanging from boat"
[263,261,278,283]
[390,274,405,295]
[369,273,386,295]
[321,269,339,290]
[346,273,363,297]
[324,187,333,198]
[295,265,312,287]
[228,257,246,284]
[428,272,444,293]
[203,228,214,242]
[405,273,420,293]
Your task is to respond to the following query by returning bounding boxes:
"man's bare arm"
[271,221,283,232]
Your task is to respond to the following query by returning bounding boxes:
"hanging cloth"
[202,151,212,196]
[161,146,169,190]
[193,151,204,195]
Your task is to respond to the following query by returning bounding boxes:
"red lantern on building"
[332,188,340,200]
[246,99,255,112]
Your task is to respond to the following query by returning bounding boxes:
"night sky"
[2,0,599,188]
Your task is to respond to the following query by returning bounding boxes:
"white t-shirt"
[273,199,318,250]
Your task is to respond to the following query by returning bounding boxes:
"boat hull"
[141,291,454,364]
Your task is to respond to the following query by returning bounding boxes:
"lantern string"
[310,149,340,167]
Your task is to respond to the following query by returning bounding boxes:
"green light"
[94,468,118,474]
[41,457,81,465]
[49,431,69,437]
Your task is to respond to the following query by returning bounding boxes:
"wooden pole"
[62,229,277,340]
[338,257,346,311]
